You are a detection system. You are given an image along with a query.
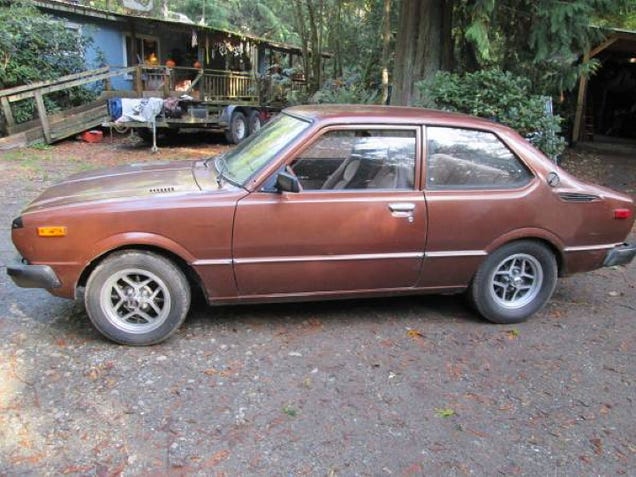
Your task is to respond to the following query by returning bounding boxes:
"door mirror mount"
[275,171,300,193]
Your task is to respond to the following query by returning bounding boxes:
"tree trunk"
[391,0,451,106]
[381,0,391,105]
[306,0,323,93]
[332,0,343,78]
[292,2,311,88]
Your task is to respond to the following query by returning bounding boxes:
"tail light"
[614,208,632,220]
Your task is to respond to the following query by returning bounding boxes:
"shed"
[573,28,636,144]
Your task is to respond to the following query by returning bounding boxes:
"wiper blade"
[214,156,228,187]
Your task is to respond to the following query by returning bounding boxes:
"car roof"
[284,104,512,132]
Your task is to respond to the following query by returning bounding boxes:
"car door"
[232,125,427,297]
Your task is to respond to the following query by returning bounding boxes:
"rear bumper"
[603,242,636,267]
[7,261,61,289]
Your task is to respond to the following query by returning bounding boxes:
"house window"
[124,34,160,66]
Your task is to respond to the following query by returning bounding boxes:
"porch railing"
[139,66,259,103]
[202,70,258,102]
[137,66,305,105]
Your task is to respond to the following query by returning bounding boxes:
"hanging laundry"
[191,29,198,48]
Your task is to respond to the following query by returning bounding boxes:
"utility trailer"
[104,64,307,149]
[4,1,321,149]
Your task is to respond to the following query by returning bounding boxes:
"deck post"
[34,91,52,143]
[134,66,143,94]
[572,51,590,144]
[0,97,16,134]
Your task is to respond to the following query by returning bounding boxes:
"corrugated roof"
[32,0,307,54]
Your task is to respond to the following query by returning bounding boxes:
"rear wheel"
[224,111,247,144]
[248,110,262,136]
[469,241,557,324]
[85,251,191,345]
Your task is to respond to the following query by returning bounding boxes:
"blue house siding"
[85,25,130,90]
[61,16,201,90]
[50,10,133,90]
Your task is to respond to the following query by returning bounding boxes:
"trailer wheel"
[248,110,262,136]
[137,127,153,143]
[113,124,130,134]
[137,127,180,144]
[225,111,247,144]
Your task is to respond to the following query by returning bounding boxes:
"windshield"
[219,113,310,186]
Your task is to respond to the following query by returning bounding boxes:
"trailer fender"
[220,105,244,126]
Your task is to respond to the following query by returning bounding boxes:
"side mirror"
[275,171,300,193]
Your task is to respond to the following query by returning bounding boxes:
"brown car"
[8,105,636,345]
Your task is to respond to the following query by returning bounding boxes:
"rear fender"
[220,105,251,125]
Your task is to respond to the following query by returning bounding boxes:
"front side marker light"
[37,226,67,237]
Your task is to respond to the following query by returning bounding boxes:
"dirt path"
[0,136,634,476]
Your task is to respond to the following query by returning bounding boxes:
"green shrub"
[416,70,565,160]
[310,70,379,105]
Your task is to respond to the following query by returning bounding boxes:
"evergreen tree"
[455,0,630,94]
[0,1,95,124]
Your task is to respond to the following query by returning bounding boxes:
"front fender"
[86,232,198,266]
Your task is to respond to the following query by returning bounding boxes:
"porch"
[131,66,307,107]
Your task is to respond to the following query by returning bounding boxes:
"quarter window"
[290,129,416,190]
[426,127,532,189]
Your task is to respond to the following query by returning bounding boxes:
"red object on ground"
[81,130,103,143]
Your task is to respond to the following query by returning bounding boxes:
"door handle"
[388,202,416,222]
[389,202,416,213]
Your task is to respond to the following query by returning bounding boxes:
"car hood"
[23,160,206,213]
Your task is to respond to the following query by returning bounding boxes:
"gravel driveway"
[0,136,634,476]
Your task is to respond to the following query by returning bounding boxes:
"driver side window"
[290,129,416,190]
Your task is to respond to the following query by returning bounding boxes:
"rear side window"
[426,127,532,189]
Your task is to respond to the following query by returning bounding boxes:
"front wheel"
[469,241,557,324]
[84,251,191,345]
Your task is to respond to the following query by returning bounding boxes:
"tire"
[113,124,130,134]
[84,250,191,345]
[469,241,557,324]
[224,111,247,144]
[137,127,180,144]
[248,110,262,136]
[137,127,153,143]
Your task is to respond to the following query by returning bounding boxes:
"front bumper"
[7,261,61,289]
[603,242,636,267]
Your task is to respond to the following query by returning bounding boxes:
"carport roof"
[590,27,636,58]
